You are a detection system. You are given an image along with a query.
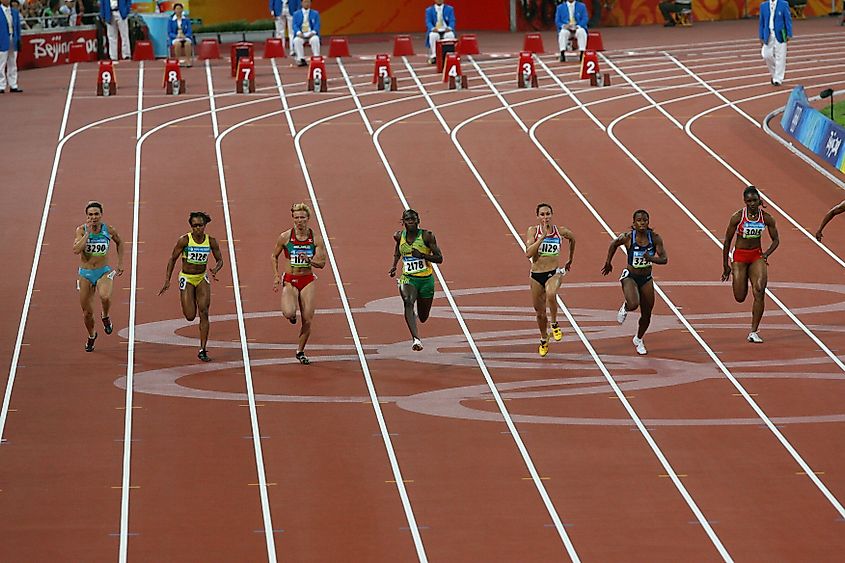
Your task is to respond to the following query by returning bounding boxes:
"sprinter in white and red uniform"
[602,210,668,355]
[272,202,326,365]
[722,186,779,344]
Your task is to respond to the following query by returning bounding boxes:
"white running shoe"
[747,332,763,344]
[633,336,647,355]
[412,338,423,351]
[617,303,628,324]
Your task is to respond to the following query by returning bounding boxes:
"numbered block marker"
[516,51,538,89]
[580,50,600,81]
[307,56,328,93]
[163,59,186,95]
[372,54,398,91]
[97,60,117,96]
[235,57,256,93]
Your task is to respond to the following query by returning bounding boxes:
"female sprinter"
[721,186,779,343]
[525,203,575,357]
[272,203,326,365]
[388,209,443,351]
[601,209,668,355]
[159,212,224,362]
[73,201,125,352]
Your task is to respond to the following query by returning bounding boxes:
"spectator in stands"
[100,0,131,61]
[269,0,300,48]
[58,0,79,27]
[292,0,320,67]
[758,0,791,86]
[556,0,588,62]
[168,2,193,66]
[80,0,96,25]
[659,0,692,27]
[10,0,27,29]
[425,0,455,65]
[0,0,22,93]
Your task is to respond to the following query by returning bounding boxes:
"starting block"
[328,37,351,58]
[523,32,545,54]
[307,56,328,92]
[163,59,186,95]
[590,72,612,87]
[393,35,414,56]
[436,39,456,73]
[96,60,117,96]
[372,54,397,91]
[235,57,256,93]
[230,41,254,77]
[580,50,599,80]
[517,51,538,88]
[456,33,479,55]
[68,42,89,63]
[443,53,468,90]
[198,38,221,60]
[263,37,285,59]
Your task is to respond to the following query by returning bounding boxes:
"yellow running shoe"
[538,339,549,357]
[551,323,563,341]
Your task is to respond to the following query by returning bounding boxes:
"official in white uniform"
[0,0,21,93]
[100,0,131,61]
[425,0,456,64]
[758,0,792,86]
[270,0,301,47]
[556,0,589,61]
[292,0,320,67]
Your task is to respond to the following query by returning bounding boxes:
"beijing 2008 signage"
[18,28,98,70]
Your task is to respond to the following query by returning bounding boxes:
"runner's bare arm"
[560,226,575,270]
[762,212,779,260]
[601,232,627,275]
[159,235,188,294]
[72,225,88,254]
[272,231,289,287]
[389,232,401,277]
[649,232,668,265]
[722,212,741,281]
[815,200,845,241]
[310,233,327,269]
[524,226,541,259]
[209,237,224,278]
[419,231,443,264]
[110,226,125,275]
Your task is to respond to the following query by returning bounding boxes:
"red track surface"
[2,18,845,562]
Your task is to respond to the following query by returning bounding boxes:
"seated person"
[659,0,692,27]
[425,0,455,65]
[168,3,193,66]
[292,0,320,67]
[556,0,589,61]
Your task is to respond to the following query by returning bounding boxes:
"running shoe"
[633,336,647,355]
[295,351,311,365]
[747,332,763,344]
[550,323,563,342]
[412,338,423,351]
[617,303,628,324]
[538,339,549,357]
[288,313,297,325]
[198,349,211,362]
[85,333,97,352]
[102,316,113,335]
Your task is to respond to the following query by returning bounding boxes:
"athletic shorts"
[620,268,652,289]
[284,272,316,291]
[530,268,564,286]
[399,273,435,299]
[78,265,114,287]
[179,271,209,290]
[731,247,763,265]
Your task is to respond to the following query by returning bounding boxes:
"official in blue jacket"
[270,0,301,46]
[425,0,456,64]
[168,3,193,66]
[758,0,792,86]
[292,0,320,66]
[100,0,132,61]
[556,0,589,61]
[0,0,22,93]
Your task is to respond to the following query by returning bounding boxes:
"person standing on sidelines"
[389,209,443,351]
[292,0,320,67]
[758,0,792,86]
[159,212,224,362]
[722,186,779,344]
[525,203,575,357]
[168,3,193,67]
[555,0,588,62]
[271,203,326,365]
[100,0,131,61]
[601,210,668,356]
[73,202,125,352]
[425,0,456,64]
[0,0,22,93]
[269,0,300,48]
[815,200,845,241]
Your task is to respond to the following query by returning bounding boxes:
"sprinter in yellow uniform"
[388,209,443,351]
[159,212,224,362]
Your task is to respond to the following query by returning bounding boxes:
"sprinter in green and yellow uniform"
[159,211,224,362]
[389,209,443,351]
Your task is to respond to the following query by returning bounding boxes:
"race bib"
[186,248,210,264]
[290,250,312,267]
[84,241,109,256]
[403,256,426,274]
[742,223,764,239]
[539,238,560,256]
[631,249,650,268]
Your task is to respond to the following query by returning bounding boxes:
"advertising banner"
[18,28,98,70]
[781,85,845,175]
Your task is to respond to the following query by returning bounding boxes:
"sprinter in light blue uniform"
[73,201,124,352]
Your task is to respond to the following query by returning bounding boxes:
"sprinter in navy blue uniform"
[602,210,668,355]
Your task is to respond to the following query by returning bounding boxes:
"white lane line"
[0,67,77,446]
[136,61,144,140]
[207,64,278,562]
[532,64,845,520]
[531,56,605,131]
[458,60,731,562]
[599,53,684,129]
[383,58,582,562]
[337,58,374,136]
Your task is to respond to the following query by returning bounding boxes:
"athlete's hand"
[410,249,425,259]
[601,262,612,276]
[721,267,731,282]
[388,266,397,278]
[116,267,124,276]
[564,259,573,272]
[158,281,170,295]
[273,274,282,292]
[815,229,824,242]
[209,269,219,282]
